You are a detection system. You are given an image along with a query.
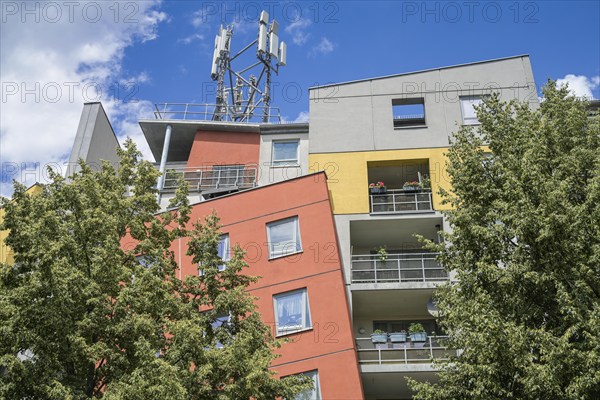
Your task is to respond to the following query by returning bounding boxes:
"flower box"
[389,332,407,343]
[370,186,387,194]
[409,332,427,342]
[370,332,388,344]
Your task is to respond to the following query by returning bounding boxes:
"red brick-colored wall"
[186,130,260,167]
[131,173,364,399]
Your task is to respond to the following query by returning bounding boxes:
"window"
[217,234,230,271]
[460,95,484,125]
[392,98,426,128]
[135,255,153,268]
[199,234,230,275]
[272,141,299,166]
[292,370,321,400]
[273,288,311,335]
[212,314,231,349]
[267,217,302,259]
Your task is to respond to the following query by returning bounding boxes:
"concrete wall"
[257,132,309,186]
[308,56,538,154]
[66,102,120,177]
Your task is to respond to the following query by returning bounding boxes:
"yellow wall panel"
[309,148,453,215]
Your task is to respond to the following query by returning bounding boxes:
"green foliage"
[0,139,311,399]
[408,323,426,335]
[409,82,600,399]
[376,246,388,262]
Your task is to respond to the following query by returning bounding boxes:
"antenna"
[209,10,287,123]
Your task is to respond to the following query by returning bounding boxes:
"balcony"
[162,165,257,193]
[370,189,433,214]
[351,252,448,284]
[356,336,455,366]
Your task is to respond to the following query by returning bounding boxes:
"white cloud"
[310,37,335,57]
[178,33,205,45]
[280,111,310,124]
[285,18,311,46]
[293,111,310,123]
[556,74,599,99]
[0,1,166,197]
[119,71,150,85]
[232,19,255,35]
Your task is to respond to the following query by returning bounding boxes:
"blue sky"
[123,0,600,118]
[1,0,599,196]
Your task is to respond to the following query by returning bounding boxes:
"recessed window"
[291,370,321,400]
[199,234,230,275]
[460,95,484,125]
[266,217,302,259]
[392,98,426,128]
[273,288,311,336]
[217,234,230,271]
[272,140,300,166]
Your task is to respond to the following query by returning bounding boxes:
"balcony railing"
[393,114,426,128]
[162,165,258,192]
[356,336,456,365]
[153,103,282,124]
[370,189,433,213]
[351,252,448,284]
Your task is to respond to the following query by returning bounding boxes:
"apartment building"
[60,54,538,399]
[307,55,538,399]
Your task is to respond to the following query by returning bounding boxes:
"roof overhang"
[139,120,309,162]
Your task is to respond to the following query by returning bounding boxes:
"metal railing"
[370,189,433,213]
[394,114,425,120]
[162,165,258,192]
[356,336,455,365]
[393,114,426,127]
[351,252,448,284]
[153,103,282,124]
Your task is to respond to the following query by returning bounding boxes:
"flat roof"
[139,120,309,162]
[309,54,531,89]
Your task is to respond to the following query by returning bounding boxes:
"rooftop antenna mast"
[210,11,287,123]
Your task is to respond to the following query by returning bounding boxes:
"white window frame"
[266,216,302,259]
[199,234,230,275]
[272,140,300,166]
[460,95,484,125]
[273,288,311,336]
[217,233,230,271]
[291,370,321,400]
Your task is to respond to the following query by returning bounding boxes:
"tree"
[410,82,600,399]
[0,140,310,399]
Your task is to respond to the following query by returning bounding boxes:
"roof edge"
[309,54,531,90]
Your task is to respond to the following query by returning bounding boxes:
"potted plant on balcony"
[376,246,388,262]
[389,330,407,343]
[369,181,387,194]
[408,323,427,342]
[370,329,388,344]
[420,176,431,191]
[403,181,421,192]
